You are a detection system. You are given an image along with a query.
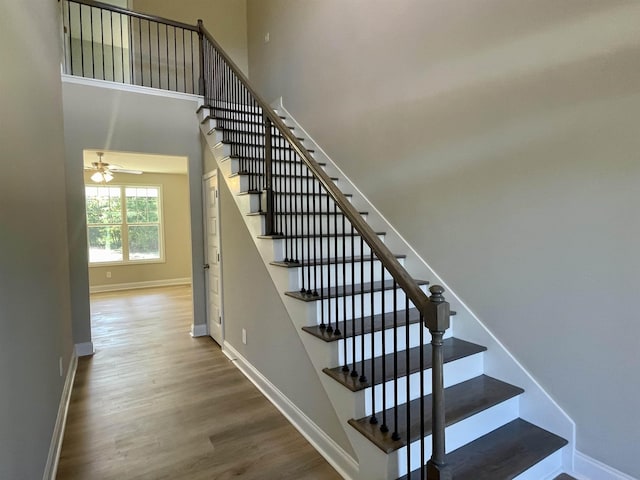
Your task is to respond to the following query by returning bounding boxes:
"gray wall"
[62,81,205,343]
[215,157,354,455]
[246,0,640,476]
[0,0,75,478]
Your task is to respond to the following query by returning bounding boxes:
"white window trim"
[86,184,166,266]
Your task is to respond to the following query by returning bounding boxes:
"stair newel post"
[263,115,276,236]
[424,285,452,480]
[197,19,205,98]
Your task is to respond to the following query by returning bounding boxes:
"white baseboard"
[574,451,638,480]
[191,323,208,337]
[89,277,191,293]
[42,353,77,480]
[222,341,358,480]
[75,342,94,357]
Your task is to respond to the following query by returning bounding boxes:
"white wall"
[0,0,75,477]
[214,150,354,457]
[62,79,205,343]
[246,1,640,477]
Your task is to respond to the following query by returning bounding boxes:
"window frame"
[85,184,165,266]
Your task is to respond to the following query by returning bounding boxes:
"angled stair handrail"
[198,24,431,317]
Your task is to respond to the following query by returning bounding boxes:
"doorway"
[203,170,224,346]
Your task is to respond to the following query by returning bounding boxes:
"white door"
[204,171,223,346]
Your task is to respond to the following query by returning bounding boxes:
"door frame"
[202,169,224,345]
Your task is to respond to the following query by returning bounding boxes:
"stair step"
[201,114,294,130]
[258,231,385,240]
[229,172,334,181]
[324,337,486,391]
[399,419,568,480]
[302,306,456,342]
[285,279,428,303]
[273,254,405,269]
[249,210,368,217]
[222,140,315,154]
[229,155,326,167]
[349,375,524,454]
[214,125,305,142]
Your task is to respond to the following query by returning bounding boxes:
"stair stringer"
[271,97,577,472]
[200,120,410,480]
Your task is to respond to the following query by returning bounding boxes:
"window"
[86,185,163,264]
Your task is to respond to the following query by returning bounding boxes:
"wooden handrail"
[199,24,432,316]
[65,0,200,32]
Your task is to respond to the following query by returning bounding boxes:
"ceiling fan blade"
[110,168,144,175]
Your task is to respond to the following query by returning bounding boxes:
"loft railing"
[61,0,200,95]
[60,1,452,475]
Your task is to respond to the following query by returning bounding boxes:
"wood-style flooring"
[56,286,341,480]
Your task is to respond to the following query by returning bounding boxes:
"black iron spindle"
[359,236,366,383]
[380,260,388,434]
[392,281,400,442]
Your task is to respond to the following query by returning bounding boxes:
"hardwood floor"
[57,286,341,480]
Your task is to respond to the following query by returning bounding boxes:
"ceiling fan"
[85,152,143,183]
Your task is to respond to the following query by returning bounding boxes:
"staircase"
[197,97,569,478]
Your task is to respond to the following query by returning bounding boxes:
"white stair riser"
[335,321,454,366]
[284,213,366,236]
[311,285,430,324]
[207,117,294,135]
[205,101,262,114]
[226,144,315,161]
[285,257,401,290]
[391,397,520,477]
[211,130,304,147]
[360,353,484,415]
[268,235,381,262]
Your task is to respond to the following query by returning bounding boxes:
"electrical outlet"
[106,271,111,278]
[242,328,247,345]
[59,357,63,377]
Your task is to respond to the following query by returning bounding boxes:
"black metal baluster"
[110,11,115,82]
[405,296,411,476]
[190,31,195,94]
[174,26,178,91]
[99,8,105,80]
[380,260,388,434]
[67,2,74,75]
[139,18,144,86]
[370,248,378,425]
[156,22,160,88]
[79,4,85,76]
[120,13,126,83]
[166,24,170,90]
[317,184,325,330]
[350,224,358,378]
[182,29,187,92]
[90,7,95,78]
[392,281,400,442]
[341,213,348,372]
[333,199,340,336]
[311,176,318,296]
[324,193,332,334]
[359,236,366,383]
[420,311,425,479]
[305,165,311,294]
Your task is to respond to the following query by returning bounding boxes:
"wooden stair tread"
[285,279,428,303]
[248,210,368,217]
[349,375,524,453]
[258,231,385,240]
[228,172,334,181]
[228,155,326,166]
[323,337,486,391]
[302,307,456,342]
[272,254,405,268]
[222,140,315,153]
[399,419,568,480]
[214,125,305,141]
[202,115,294,129]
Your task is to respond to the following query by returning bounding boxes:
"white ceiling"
[83,150,188,175]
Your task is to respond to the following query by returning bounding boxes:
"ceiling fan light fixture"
[91,171,104,183]
[104,172,114,183]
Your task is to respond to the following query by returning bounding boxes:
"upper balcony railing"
[61,0,200,95]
